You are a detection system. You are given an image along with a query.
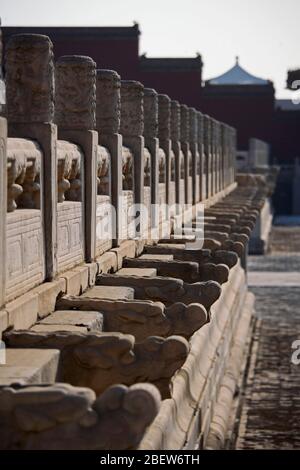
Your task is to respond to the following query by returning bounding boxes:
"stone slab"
[139,254,174,261]
[157,243,186,249]
[81,285,135,300]
[0,348,60,385]
[37,310,103,331]
[116,268,157,278]
[32,279,66,319]
[6,293,38,330]
[30,324,88,333]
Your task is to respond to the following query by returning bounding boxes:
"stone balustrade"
[0,32,272,451]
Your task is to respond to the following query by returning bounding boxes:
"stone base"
[249,198,273,255]
[139,262,255,450]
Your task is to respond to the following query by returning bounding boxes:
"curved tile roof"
[208,57,269,85]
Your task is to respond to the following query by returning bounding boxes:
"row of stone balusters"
[4,34,237,269]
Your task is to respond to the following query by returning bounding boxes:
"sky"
[1,0,300,98]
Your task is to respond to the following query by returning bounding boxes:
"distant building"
[200,58,275,151]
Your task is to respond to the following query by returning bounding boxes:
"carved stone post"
[170,100,181,205]
[0,116,7,307]
[197,111,205,201]
[158,94,171,205]
[214,120,220,194]
[203,115,212,199]
[5,34,57,280]
[211,118,217,196]
[120,80,144,209]
[230,126,237,184]
[180,104,190,204]
[143,88,159,232]
[55,55,97,263]
[189,107,199,204]
[96,69,122,246]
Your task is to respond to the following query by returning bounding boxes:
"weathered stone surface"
[96,273,221,310]
[144,88,158,138]
[0,382,161,450]
[5,34,54,123]
[171,100,180,141]
[139,254,174,261]
[55,55,96,130]
[180,105,189,143]
[96,69,121,134]
[6,292,38,330]
[4,330,189,398]
[0,348,59,385]
[120,80,144,137]
[158,95,171,141]
[116,267,157,278]
[30,324,88,333]
[33,279,66,319]
[81,285,135,300]
[37,310,103,332]
[56,295,208,340]
[144,244,238,269]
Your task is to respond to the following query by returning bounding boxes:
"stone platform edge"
[139,261,254,450]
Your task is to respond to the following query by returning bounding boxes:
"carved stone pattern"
[158,95,171,141]
[120,81,144,137]
[143,88,158,139]
[7,138,42,212]
[7,148,25,212]
[97,145,111,195]
[57,140,83,202]
[189,108,198,143]
[0,382,161,450]
[171,101,180,141]
[97,273,221,310]
[5,330,189,399]
[122,146,134,190]
[180,105,189,142]
[55,55,96,130]
[204,115,211,151]
[96,69,121,134]
[5,34,54,123]
[57,295,208,341]
[197,112,204,146]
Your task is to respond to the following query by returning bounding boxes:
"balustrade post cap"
[121,80,144,91]
[96,69,120,80]
[144,88,157,96]
[56,55,96,67]
[158,94,171,103]
[6,33,53,48]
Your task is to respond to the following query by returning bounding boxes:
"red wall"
[139,69,202,106]
[200,88,275,151]
[50,37,140,79]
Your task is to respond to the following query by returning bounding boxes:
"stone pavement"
[235,227,300,449]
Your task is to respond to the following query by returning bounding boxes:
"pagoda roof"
[207,58,269,86]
